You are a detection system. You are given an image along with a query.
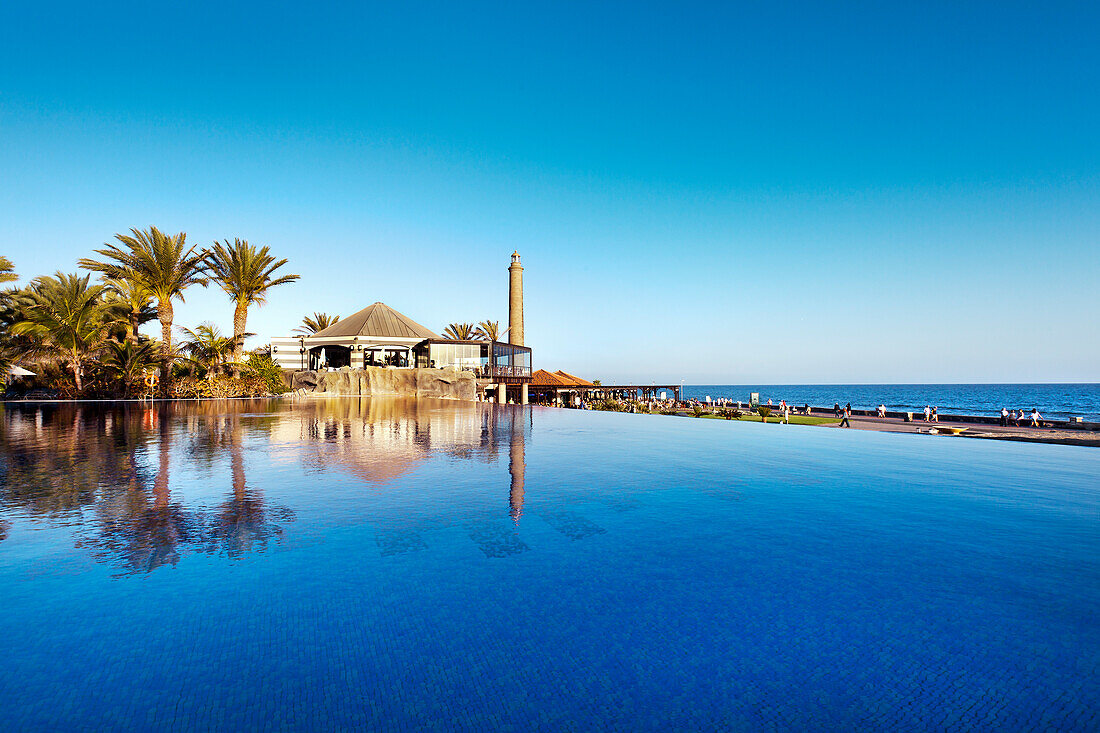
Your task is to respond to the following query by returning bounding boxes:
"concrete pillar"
[521,383,528,405]
[508,251,524,347]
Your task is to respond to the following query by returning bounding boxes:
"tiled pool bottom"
[1,399,1097,731]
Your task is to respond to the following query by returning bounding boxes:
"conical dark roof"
[311,302,442,340]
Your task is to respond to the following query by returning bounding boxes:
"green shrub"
[691,405,705,418]
[244,354,288,394]
[757,406,771,422]
[169,374,272,399]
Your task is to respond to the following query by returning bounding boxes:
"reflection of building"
[268,252,534,403]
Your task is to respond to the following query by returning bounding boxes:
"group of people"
[687,396,1052,430]
[1000,407,1043,428]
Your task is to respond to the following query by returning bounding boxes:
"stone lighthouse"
[509,251,528,404]
[508,251,524,347]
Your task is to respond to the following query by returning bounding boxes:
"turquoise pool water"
[1,398,1097,730]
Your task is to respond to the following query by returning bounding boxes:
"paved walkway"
[830,413,1100,447]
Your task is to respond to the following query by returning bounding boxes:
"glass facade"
[491,343,531,377]
[412,340,531,378]
[419,343,484,371]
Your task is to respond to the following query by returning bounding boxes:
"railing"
[478,365,531,379]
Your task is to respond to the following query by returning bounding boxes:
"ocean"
[680,384,1100,421]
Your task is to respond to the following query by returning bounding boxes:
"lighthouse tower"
[508,251,528,404]
[508,251,524,347]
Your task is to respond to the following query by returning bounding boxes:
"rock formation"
[289,367,475,401]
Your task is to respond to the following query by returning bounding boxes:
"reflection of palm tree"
[205,421,291,557]
[91,409,198,573]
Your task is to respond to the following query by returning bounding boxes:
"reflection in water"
[0,398,530,572]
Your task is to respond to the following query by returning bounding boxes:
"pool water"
[1,398,1097,731]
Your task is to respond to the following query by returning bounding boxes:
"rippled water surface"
[1,398,1098,731]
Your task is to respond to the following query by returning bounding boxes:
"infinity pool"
[1,399,1097,730]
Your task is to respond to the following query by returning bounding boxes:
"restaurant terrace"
[529,369,681,405]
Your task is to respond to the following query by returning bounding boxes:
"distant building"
[270,253,533,403]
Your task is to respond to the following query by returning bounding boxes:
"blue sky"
[1,1,1097,383]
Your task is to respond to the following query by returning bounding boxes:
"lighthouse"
[508,251,528,404]
[508,251,524,347]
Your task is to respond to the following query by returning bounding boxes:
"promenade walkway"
[830,413,1100,447]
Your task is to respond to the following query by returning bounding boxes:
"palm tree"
[10,272,117,392]
[475,320,501,341]
[293,312,340,336]
[104,278,157,343]
[103,339,160,397]
[206,239,299,375]
[0,256,17,284]
[443,322,477,340]
[178,323,237,378]
[79,227,208,395]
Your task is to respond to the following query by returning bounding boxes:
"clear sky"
[1,1,1097,383]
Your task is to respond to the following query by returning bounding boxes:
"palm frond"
[443,322,477,340]
[293,312,340,335]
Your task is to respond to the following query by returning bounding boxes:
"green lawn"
[696,413,841,426]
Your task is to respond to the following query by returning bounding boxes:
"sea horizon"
[679,383,1100,421]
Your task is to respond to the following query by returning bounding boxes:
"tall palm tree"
[293,312,340,336]
[79,227,208,395]
[475,320,501,341]
[0,256,17,284]
[178,322,237,378]
[10,272,117,392]
[443,322,477,340]
[206,239,299,375]
[104,278,157,343]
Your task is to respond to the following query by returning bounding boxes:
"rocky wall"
[289,367,476,401]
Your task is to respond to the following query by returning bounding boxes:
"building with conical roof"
[310,302,442,341]
[269,253,534,404]
[270,302,443,370]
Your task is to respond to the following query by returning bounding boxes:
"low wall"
[289,367,476,401]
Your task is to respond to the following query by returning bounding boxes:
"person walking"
[878,403,887,418]
[834,402,841,418]
[1030,408,1042,427]
[931,406,939,423]
[839,405,851,428]
[1001,407,1009,427]
[924,405,931,422]
[781,404,790,424]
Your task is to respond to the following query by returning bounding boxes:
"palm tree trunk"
[232,299,248,379]
[72,349,83,393]
[129,309,141,344]
[158,300,173,398]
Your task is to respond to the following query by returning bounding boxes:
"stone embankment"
[289,367,476,401]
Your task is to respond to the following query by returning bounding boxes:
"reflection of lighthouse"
[508,412,526,524]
